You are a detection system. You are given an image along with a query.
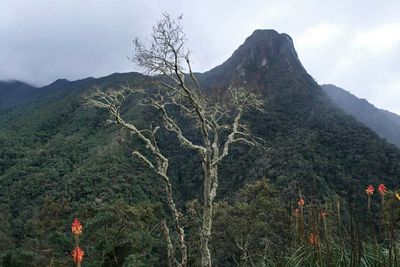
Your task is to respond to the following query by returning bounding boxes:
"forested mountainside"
[1,30,400,266]
[383,109,400,127]
[322,84,400,147]
[0,80,38,108]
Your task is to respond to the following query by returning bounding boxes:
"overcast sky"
[1,0,399,113]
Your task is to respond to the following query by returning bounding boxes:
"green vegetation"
[1,70,400,265]
[1,26,400,266]
[209,179,400,266]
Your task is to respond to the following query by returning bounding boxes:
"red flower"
[365,185,374,196]
[72,246,84,264]
[378,184,387,196]
[309,233,318,246]
[298,197,305,206]
[71,218,83,237]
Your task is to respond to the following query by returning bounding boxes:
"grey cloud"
[0,0,399,113]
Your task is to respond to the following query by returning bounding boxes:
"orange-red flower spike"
[365,184,374,196]
[378,184,387,196]
[309,233,318,246]
[71,218,83,237]
[72,246,84,263]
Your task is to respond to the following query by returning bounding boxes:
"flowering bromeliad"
[72,218,83,237]
[309,233,318,246]
[365,185,374,196]
[365,184,374,211]
[378,184,387,196]
[72,246,85,265]
[71,218,84,266]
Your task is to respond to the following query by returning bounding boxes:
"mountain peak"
[201,29,306,88]
[244,29,294,50]
[233,29,302,71]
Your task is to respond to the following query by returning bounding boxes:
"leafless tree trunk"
[88,13,263,267]
[86,87,187,267]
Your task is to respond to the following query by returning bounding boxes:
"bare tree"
[86,88,187,267]
[88,13,263,267]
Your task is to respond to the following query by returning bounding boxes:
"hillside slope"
[0,80,38,108]
[199,30,400,197]
[322,84,400,147]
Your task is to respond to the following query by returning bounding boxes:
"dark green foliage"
[1,30,400,265]
[0,73,167,266]
[208,180,400,267]
[212,179,290,266]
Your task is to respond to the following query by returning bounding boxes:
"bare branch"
[132,13,212,150]
[211,87,264,167]
[86,86,188,267]
[186,57,200,90]
[161,219,179,267]
[132,151,156,171]
[149,98,206,155]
